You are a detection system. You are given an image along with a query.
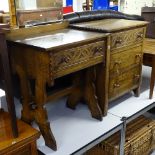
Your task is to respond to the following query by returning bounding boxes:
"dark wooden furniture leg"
[133,87,140,97]
[16,67,34,124]
[66,72,83,110]
[133,73,141,97]
[149,56,155,99]
[84,67,102,121]
[17,66,57,150]
[67,68,102,121]
[34,77,57,150]
[96,63,109,116]
[0,32,18,137]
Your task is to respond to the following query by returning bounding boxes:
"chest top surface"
[7,28,108,51]
[70,19,148,33]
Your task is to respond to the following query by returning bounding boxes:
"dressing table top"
[7,26,108,51]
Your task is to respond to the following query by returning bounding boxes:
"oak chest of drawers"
[70,19,148,112]
[109,26,145,100]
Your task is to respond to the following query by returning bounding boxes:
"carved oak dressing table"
[68,18,148,114]
[6,22,109,150]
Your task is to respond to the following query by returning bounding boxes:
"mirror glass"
[15,0,63,26]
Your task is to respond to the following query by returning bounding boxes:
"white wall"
[73,0,85,12]
[18,0,37,10]
[63,0,66,7]
[62,0,85,11]
[120,0,155,15]
[0,0,9,12]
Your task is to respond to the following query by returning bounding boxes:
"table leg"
[34,77,57,150]
[67,72,83,109]
[34,105,57,150]
[17,68,33,124]
[96,63,109,116]
[18,69,57,150]
[84,67,102,121]
[133,87,140,97]
[67,68,102,121]
[133,67,143,97]
[149,56,155,99]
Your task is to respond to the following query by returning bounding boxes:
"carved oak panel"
[50,41,106,78]
[111,28,144,50]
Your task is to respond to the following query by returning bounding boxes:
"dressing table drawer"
[111,28,145,50]
[52,40,106,78]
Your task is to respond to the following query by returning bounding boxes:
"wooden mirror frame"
[9,0,64,28]
[9,0,17,28]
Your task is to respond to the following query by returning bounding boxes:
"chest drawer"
[111,28,145,50]
[51,40,106,78]
[109,67,141,100]
[110,46,143,76]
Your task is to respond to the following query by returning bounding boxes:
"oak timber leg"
[133,87,140,97]
[67,68,102,121]
[34,106,56,150]
[133,67,143,97]
[84,67,102,121]
[67,72,83,109]
[149,56,155,99]
[96,63,109,116]
[17,68,33,124]
[34,78,57,150]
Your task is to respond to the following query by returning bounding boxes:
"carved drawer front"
[111,28,145,50]
[110,46,143,76]
[52,40,105,77]
[109,67,141,100]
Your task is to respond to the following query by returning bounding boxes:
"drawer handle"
[136,54,142,58]
[114,61,122,65]
[64,57,70,63]
[134,74,140,79]
[114,61,122,74]
[114,83,120,88]
[137,33,143,39]
[115,39,122,45]
[135,54,142,63]
[94,47,103,54]
[59,56,70,64]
